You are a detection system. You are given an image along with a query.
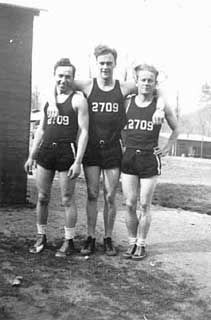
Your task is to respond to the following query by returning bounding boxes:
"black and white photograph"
[0,0,211,319]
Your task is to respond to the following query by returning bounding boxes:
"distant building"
[159,133,211,159]
[0,2,43,205]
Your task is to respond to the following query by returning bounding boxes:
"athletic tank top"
[124,95,161,150]
[88,78,125,145]
[42,92,78,143]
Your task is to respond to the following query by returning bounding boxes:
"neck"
[56,89,73,103]
[56,88,73,96]
[135,92,154,108]
[137,91,153,102]
[97,76,114,87]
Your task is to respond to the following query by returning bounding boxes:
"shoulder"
[72,91,88,112]
[72,91,87,104]
[120,80,137,97]
[74,79,93,96]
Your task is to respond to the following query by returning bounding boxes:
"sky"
[22,0,211,114]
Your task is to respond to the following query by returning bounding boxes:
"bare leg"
[121,173,139,239]
[83,166,101,237]
[103,168,120,237]
[55,171,77,257]
[29,165,54,254]
[36,165,55,226]
[59,171,77,228]
[137,176,157,243]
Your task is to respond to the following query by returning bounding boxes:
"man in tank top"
[48,45,165,256]
[24,58,89,257]
[121,63,179,260]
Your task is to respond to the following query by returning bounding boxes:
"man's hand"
[67,163,81,179]
[24,158,36,175]
[47,104,59,119]
[152,109,165,125]
[154,146,169,157]
[160,145,171,157]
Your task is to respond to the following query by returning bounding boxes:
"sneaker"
[104,237,117,256]
[81,236,96,255]
[122,244,137,259]
[55,239,75,258]
[132,245,147,261]
[29,234,47,254]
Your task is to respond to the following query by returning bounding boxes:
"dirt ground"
[0,170,211,320]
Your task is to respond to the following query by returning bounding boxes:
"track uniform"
[83,78,126,169]
[37,92,77,171]
[122,95,162,178]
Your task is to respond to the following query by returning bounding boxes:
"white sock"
[129,237,137,246]
[64,227,75,240]
[137,238,146,247]
[37,224,47,235]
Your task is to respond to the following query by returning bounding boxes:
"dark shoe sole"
[81,249,95,256]
[122,253,133,259]
[132,253,147,261]
[104,251,117,256]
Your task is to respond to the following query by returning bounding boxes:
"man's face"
[136,70,157,95]
[54,66,74,94]
[96,53,116,80]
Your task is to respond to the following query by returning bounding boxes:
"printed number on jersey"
[126,119,153,131]
[48,115,69,125]
[92,102,118,112]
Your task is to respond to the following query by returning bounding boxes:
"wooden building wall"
[0,5,39,204]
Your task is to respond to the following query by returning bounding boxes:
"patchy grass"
[153,183,211,215]
[0,233,211,320]
[152,157,211,215]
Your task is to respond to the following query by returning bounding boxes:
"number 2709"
[92,102,119,112]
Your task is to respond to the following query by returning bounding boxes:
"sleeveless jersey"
[124,95,161,150]
[42,92,78,143]
[88,78,125,144]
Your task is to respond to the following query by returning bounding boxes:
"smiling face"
[136,70,157,96]
[96,53,116,80]
[54,66,74,94]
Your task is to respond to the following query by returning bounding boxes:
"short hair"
[53,58,76,78]
[94,45,117,62]
[134,63,159,79]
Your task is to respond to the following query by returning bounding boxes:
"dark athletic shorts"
[121,147,161,178]
[36,141,76,172]
[83,141,122,169]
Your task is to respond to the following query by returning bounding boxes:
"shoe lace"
[59,240,70,252]
[106,238,113,250]
[84,237,92,249]
[36,234,45,246]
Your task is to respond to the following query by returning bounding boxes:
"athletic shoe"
[132,245,147,261]
[55,239,75,257]
[80,236,96,255]
[122,244,137,259]
[29,234,47,254]
[104,237,117,256]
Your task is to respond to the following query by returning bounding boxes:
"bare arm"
[73,79,93,97]
[161,104,179,156]
[24,106,46,173]
[67,94,89,179]
[120,80,137,97]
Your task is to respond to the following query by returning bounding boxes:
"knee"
[140,203,151,214]
[105,192,115,206]
[125,198,136,211]
[37,192,50,206]
[87,188,99,201]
